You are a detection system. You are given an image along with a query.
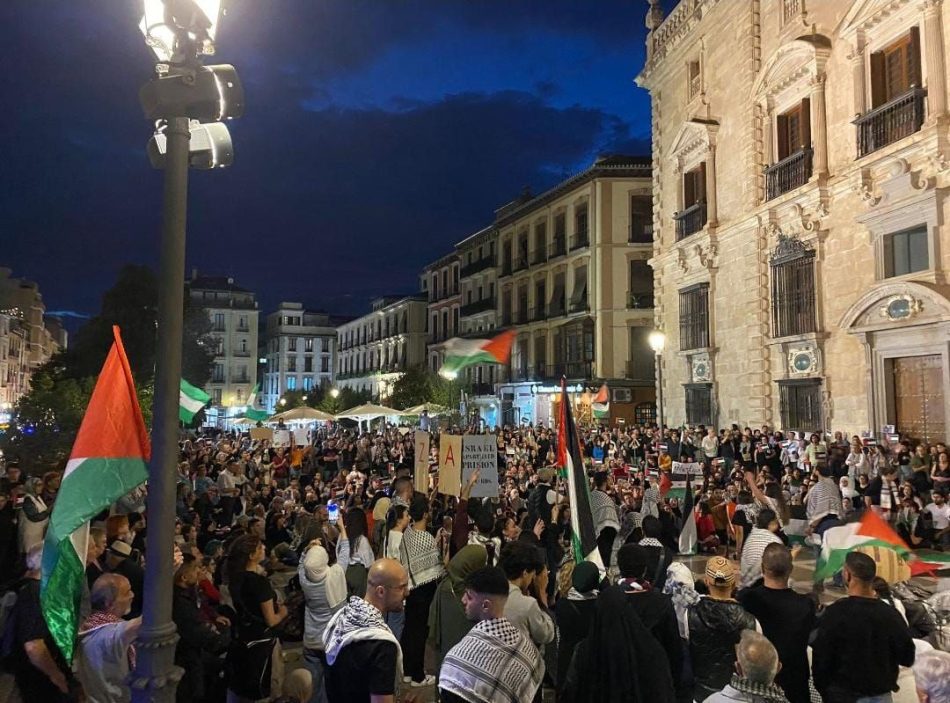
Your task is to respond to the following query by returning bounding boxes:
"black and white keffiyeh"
[439,618,543,703]
[399,525,446,588]
[323,596,402,679]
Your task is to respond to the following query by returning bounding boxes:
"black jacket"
[687,597,757,700]
[172,585,230,703]
[623,590,684,691]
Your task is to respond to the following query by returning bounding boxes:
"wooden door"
[893,355,946,443]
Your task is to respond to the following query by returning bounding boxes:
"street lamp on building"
[133,2,242,701]
[649,331,666,431]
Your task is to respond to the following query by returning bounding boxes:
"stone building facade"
[421,252,461,373]
[262,302,339,412]
[638,0,950,441]
[335,295,428,400]
[186,272,259,415]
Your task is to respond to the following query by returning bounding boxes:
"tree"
[318,386,371,415]
[1,265,214,473]
[390,366,433,409]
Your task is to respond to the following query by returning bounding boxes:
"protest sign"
[414,431,431,493]
[462,434,499,498]
[439,435,463,496]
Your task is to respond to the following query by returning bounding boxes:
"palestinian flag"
[557,378,601,568]
[41,327,150,662]
[438,329,516,377]
[243,383,268,422]
[677,474,698,555]
[591,383,609,420]
[179,378,210,424]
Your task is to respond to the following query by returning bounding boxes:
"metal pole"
[655,352,665,432]
[131,115,190,703]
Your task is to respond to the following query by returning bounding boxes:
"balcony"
[468,382,495,396]
[459,255,496,278]
[514,310,528,325]
[459,297,496,317]
[628,293,654,309]
[765,148,812,201]
[537,361,594,381]
[501,313,513,327]
[513,255,529,273]
[501,261,513,277]
[570,232,590,251]
[569,298,589,314]
[529,305,547,322]
[551,237,567,258]
[629,225,653,245]
[509,365,530,382]
[531,248,547,265]
[232,350,252,357]
[855,88,926,158]
[674,201,707,241]
[548,299,567,318]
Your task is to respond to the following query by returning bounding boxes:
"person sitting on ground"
[75,573,143,703]
[439,566,544,703]
[702,630,789,703]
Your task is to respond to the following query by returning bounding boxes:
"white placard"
[671,461,704,476]
[273,430,291,448]
[462,434,499,498]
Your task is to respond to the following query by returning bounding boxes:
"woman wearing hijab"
[428,544,488,686]
[554,561,600,696]
[561,586,675,703]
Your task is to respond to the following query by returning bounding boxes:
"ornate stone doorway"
[892,355,946,443]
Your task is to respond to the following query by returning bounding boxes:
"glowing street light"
[648,330,666,353]
[440,369,458,380]
[330,388,340,398]
[140,0,223,65]
[279,398,288,407]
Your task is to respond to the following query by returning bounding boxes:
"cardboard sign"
[414,431,431,493]
[273,430,291,448]
[439,435,463,497]
[249,427,273,442]
[462,434,499,498]
[671,461,704,476]
[292,431,309,446]
[398,427,412,436]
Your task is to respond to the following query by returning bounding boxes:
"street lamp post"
[649,331,666,432]
[132,3,242,701]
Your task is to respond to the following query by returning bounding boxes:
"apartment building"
[336,295,428,400]
[261,302,340,412]
[421,252,461,373]
[638,0,950,440]
[186,272,259,417]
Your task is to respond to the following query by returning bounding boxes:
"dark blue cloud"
[1,0,652,317]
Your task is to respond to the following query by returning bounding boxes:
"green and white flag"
[244,383,268,422]
[41,327,150,662]
[180,378,211,424]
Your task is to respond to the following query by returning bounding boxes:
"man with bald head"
[75,573,142,702]
[323,558,409,702]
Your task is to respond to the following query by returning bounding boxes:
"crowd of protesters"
[0,418,949,703]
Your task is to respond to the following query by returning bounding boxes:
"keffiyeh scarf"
[80,610,136,669]
[323,596,402,672]
[439,618,543,703]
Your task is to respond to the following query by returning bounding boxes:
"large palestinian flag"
[816,509,950,581]
[438,329,516,377]
[41,327,150,661]
[557,378,600,567]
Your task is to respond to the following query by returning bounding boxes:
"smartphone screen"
[327,501,340,524]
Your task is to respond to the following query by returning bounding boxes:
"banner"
[439,435,463,496]
[414,431,431,493]
[668,461,703,499]
[462,434,499,498]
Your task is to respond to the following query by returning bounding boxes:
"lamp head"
[141,0,223,66]
[648,331,666,353]
[330,389,340,398]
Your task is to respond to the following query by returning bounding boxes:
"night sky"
[2,1,654,321]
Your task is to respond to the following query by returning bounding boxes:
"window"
[452,306,459,334]
[303,376,313,391]
[238,315,248,331]
[442,310,448,340]
[776,100,811,160]
[550,272,566,317]
[239,338,247,352]
[628,260,654,309]
[629,195,653,243]
[321,357,330,373]
[212,389,222,404]
[442,270,448,295]
[533,223,547,263]
[679,284,709,351]
[771,248,816,337]
[871,29,921,106]
[213,313,225,331]
[534,280,546,320]
[212,363,225,383]
[569,266,588,312]
[502,289,512,326]
[517,284,529,323]
[236,364,247,383]
[574,204,589,246]
[884,225,929,277]
[676,164,708,240]
[554,213,567,254]
[287,376,297,391]
[322,338,330,352]
[305,338,314,352]
[288,337,298,352]
[687,59,701,100]
[304,357,313,372]
[635,402,657,425]
[779,380,822,431]
[685,384,713,426]
[287,356,297,372]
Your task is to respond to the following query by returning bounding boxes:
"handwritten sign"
[439,435,463,497]
[462,434,499,498]
[272,430,291,448]
[414,431,430,493]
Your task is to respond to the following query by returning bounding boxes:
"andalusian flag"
[41,327,150,661]
[179,378,210,424]
[557,378,600,568]
[243,383,269,422]
[438,329,516,377]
